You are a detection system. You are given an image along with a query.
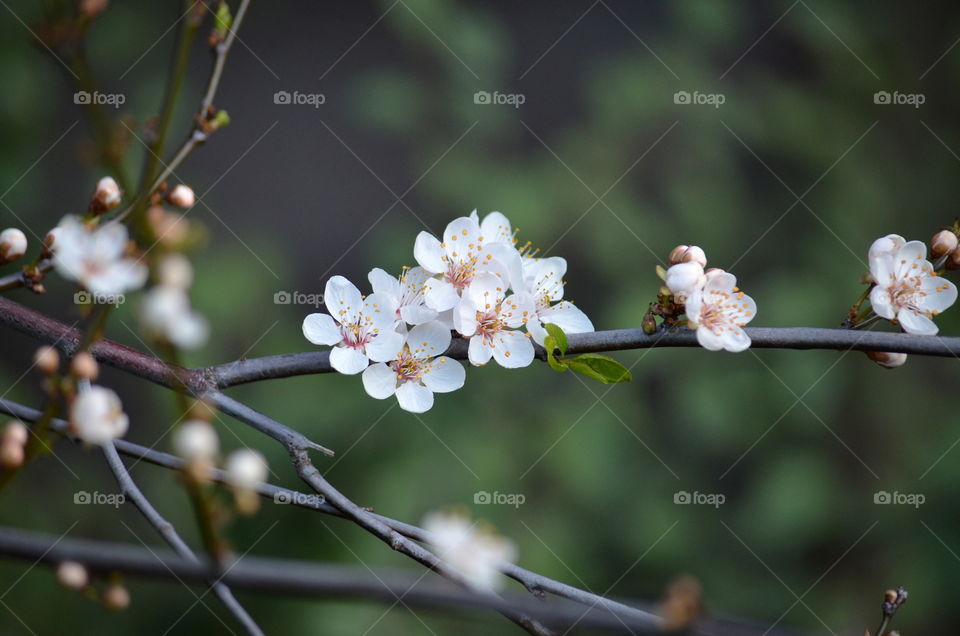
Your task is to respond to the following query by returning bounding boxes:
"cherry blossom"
[422,510,516,591]
[302,276,404,374]
[684,271,756,352]
[367,266,437,326]
[362,321,465,413]
[665,261,706,302]
[869,239,957,335]
[520,256,594,345]
[70,385,129,445]
[52,216,147,295]
[455,272,535,368]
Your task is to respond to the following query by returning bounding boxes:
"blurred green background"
[1,0,959,633]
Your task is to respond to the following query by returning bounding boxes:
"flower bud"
[70,386,129,445]
[167,184,196,209]
[102,583,130,611]
[679,245,707,268]
[43,226,62,256]
[157,253,193,289]
[71,351,99,381]
[884,589,898,603]
[948,247,960,270]
[34,346,60,375]
[0,228,27,264]
[226,448,268,490]
[641,312,657,335]
[173,420,219,462]
[92,176,121,213]
[0,440,24,469]
[56,561,89,590]
[866,351,907,369]
[931,230,959,258]
[665,262,705,301]
[3,421,28,446]
[668,245,690,265]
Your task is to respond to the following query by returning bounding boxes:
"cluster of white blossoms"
[867,234,957,336]
[303,210,594,413]
[662,245,757,352]
[140,253,209,349]
[422,509,516,591]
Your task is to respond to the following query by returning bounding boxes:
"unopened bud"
[92,177,121,213]
[668,245,690,265]
[34,346,60,375]
[948,247,960,270]
[226,448,268,490]
[680,245,707,268]
[641,312,657,335]
[3,421,28,446]
[0,440,24,469]
[56,561,89,590]
[102,583,130,611]
[167,184,196,209]
[866,351,907,369]
[71,351,99,380]
[665,262,705,301]
[884,589,898,603]
[157,253,193,289]
[43,227,62,256]
[0,228,27,264]
[931,230,958,259]
[173,420,219,463]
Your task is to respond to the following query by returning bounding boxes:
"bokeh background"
[1,0,959,633]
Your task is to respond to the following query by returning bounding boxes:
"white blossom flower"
[362,321,465,413]
[455,272,535,368]
[172,420,219,462]
[141,286,209,349]
[157,253,193,289]
[70,385,129,445]
[413,215,520,311]
[0,228,27,264]
[684,272,756,352]
[868,239,957,335]
[225,449,268,489]
[665,261,706,302]
[519,256,594,345]
[367,266,437,326]
[422,510,516,591]
[302,276,404,375]
[52,216,147,295]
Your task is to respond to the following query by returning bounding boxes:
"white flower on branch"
[422,510,516,592]
[52,216,147,295]
[455,272,535,368]
[869,239,957,335]
[665,261,706,302]
[302,276,404,375]
[362,321,465,413]
[141,286,209,350]
[367,266,437,326]
[519,256,594,345]
[0,228,27,264]
[225,448,268,489]
[684,271,757,352]
[70,385,129,445]
[172,419,219,462]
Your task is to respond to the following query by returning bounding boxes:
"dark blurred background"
[1,0,959,633]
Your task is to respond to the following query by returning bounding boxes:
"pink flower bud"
[931,230,958,259]
[3,421,28,447]
[93,177,121,213]
[167,184,195,209]
[34,346,60,375]
[0,228,27,264]
[680,245,707,268]
[866,351,907,369]
[668,245,690,265]
[56,561,89,590]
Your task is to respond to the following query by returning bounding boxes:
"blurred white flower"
[70,385,128,445]
[52,216,147,295]
[141,286,209,349]
[684,272,756,352]
[519,256,593,345]
[225,448,268,489]
[0,228,27,264]
[368,266,437,326]
[869,239,957,335]
[422,510,516,591]
[362,321,464,413]
[157,253,193,289]
[455,272,535,368]
[172,420,219,462]
[302,276,404,374]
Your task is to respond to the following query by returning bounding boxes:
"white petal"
[423,278,461,312]
[539,301,594,335]
[917,276,957,313]
[869,286,896,319]
[422,357,465,393]
[362,363,398,399]
[665,262,705,298]
[720,326,751,352]
[526,319,548,345]
[499,292,536,329]
[406,321,452,359]
[897,308,938,335]
[443,216,482,258]
[869,234,905,261]
[456,298,478,336]
[483,243,524,292]
[467,336,492,366]
[329,346,369,375]
[491,331,535,368]
[466,272,506,310]
[396,381,434,413]
[324,276,363,326]
[303,313,342,345]
[695,326,725,351]
[528,256,567,302]
[364,330,405,362]
[362,292,398,332]
[368,267,400,298]
[479,211,513,244]
[400,303,438,325]
[414,232,447,274]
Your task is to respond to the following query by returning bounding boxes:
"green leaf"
[542,334,567,372]
[565,354,632,384]
[543,323,568,355]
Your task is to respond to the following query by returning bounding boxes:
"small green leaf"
[543,323,568,355]
[542,334,567,372]
[214,1,233,38]
[565,354,632,384]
